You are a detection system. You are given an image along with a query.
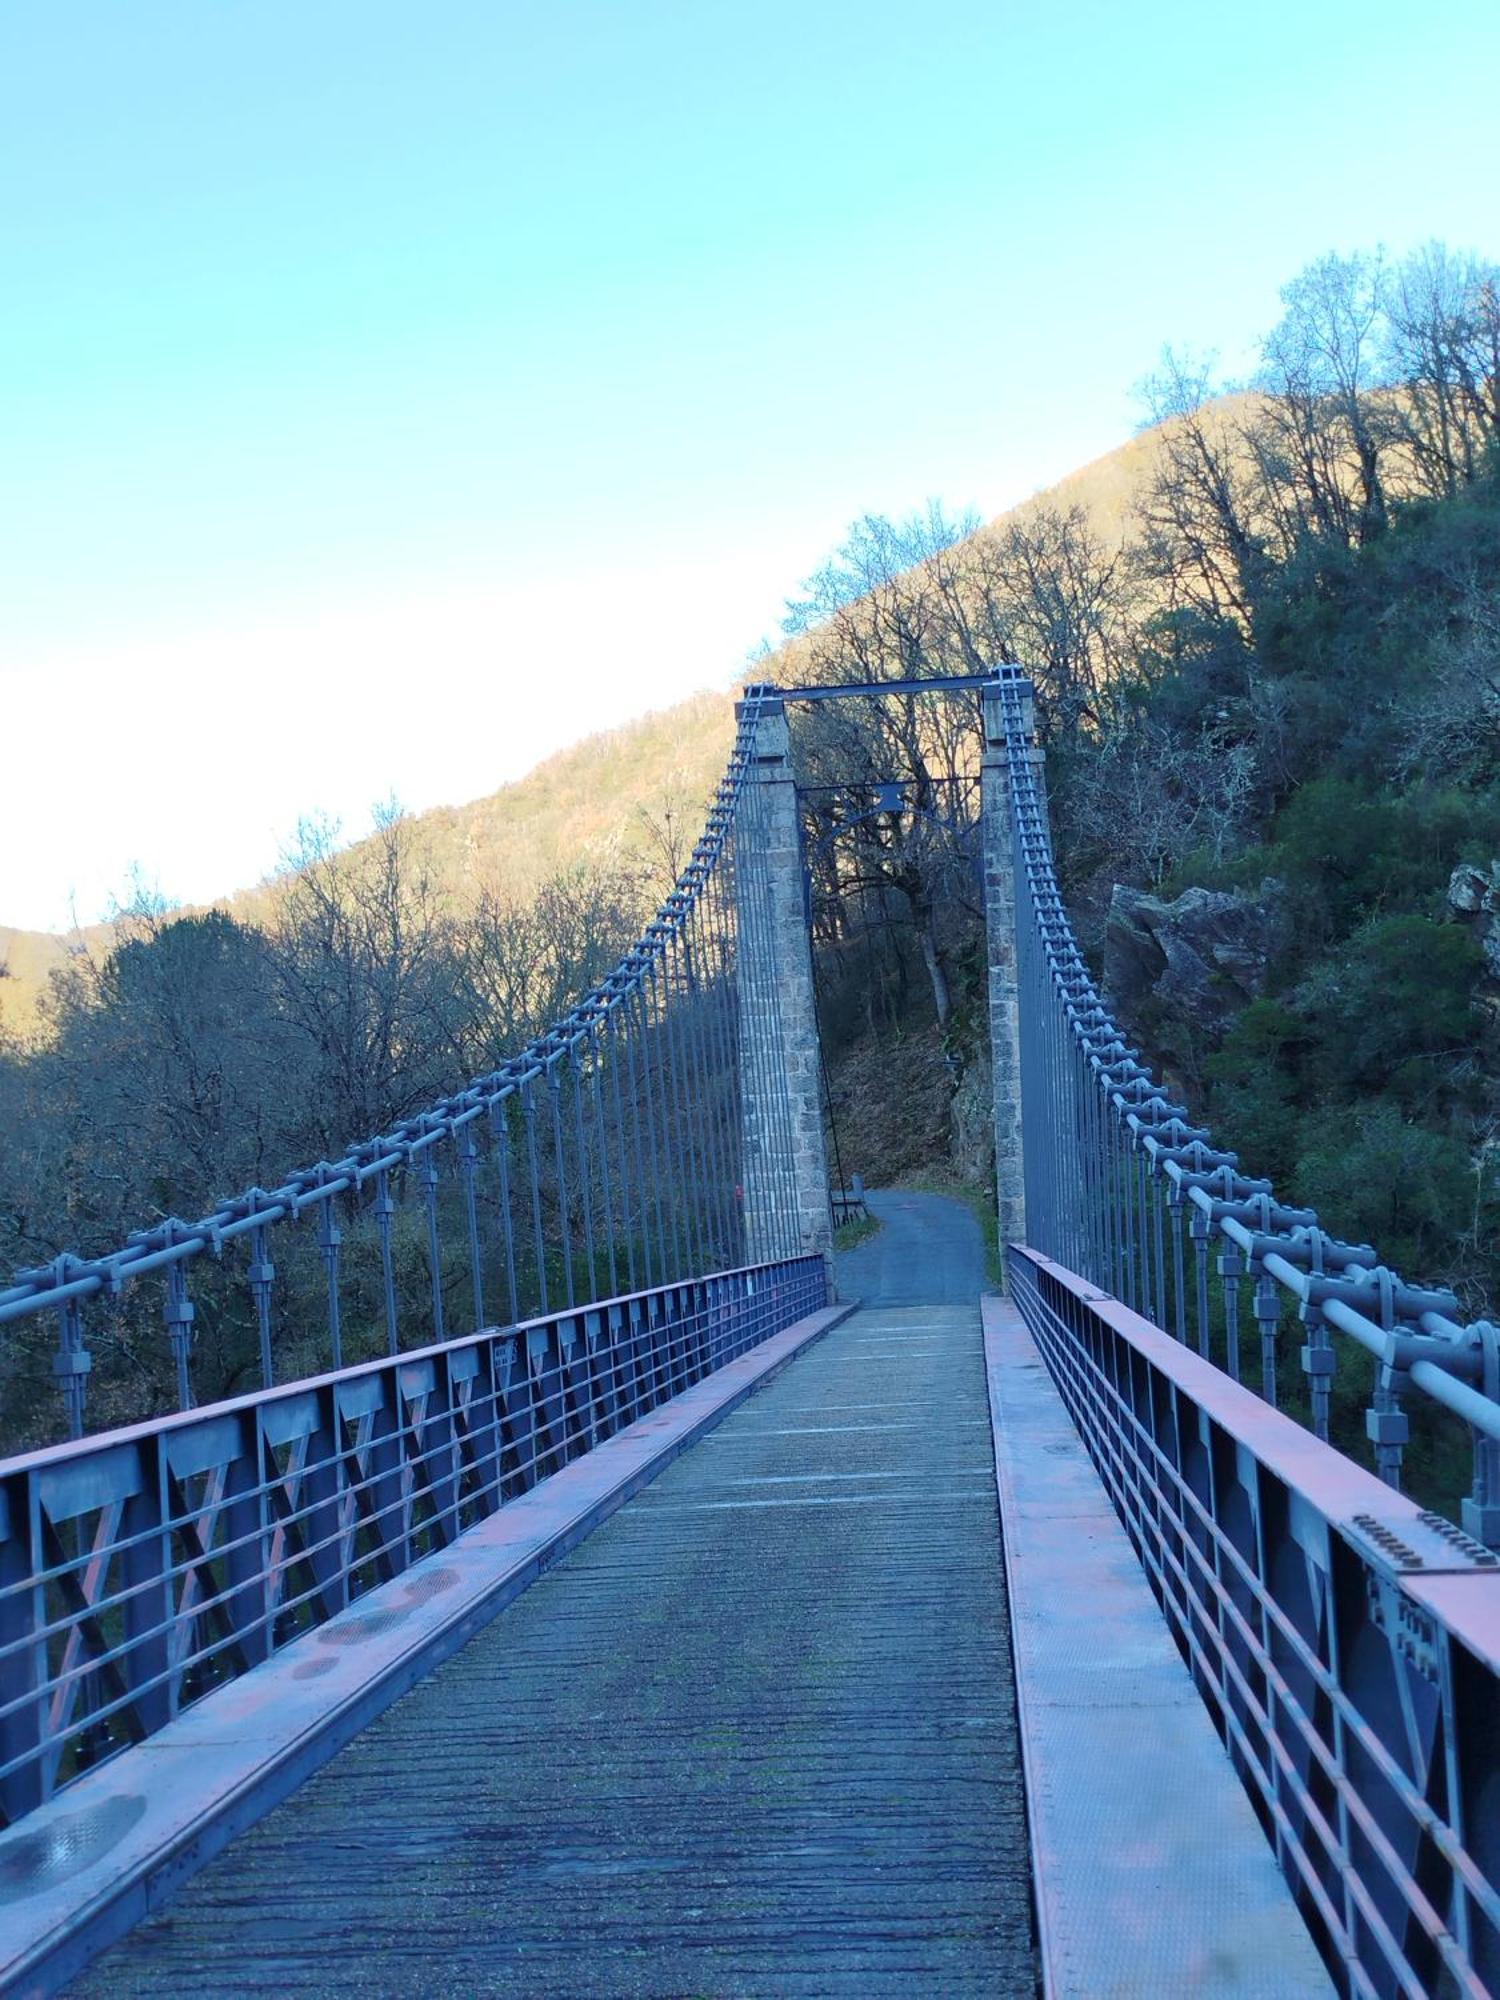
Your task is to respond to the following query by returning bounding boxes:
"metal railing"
[2,688,808,1443]
[1010,1247,1500,1998]
[830,1178,868,1228]
[0,1255,825,1830]
[996,665,1500,1545]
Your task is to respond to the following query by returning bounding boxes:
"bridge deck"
[73,1196,1035,1996]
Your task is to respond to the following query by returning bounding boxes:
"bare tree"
[1140,245,1497,627]
[782,504,997,1027]
[1385,242,1500,496]
[8,908,303,1278]
[1135,351,1270,624]
[1392,556,1500,782]
[271,806,461,1148]
[450,864,643,1073]
[1253,249,1396,549]
[635,778,698,891]
[967,504,1137,744]
[1061,710,1258,906]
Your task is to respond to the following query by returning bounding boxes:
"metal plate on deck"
[0,1796,146,1905]
[1344,1509,1500,1577]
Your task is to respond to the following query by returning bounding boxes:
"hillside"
[0,924,103,1042]
[0,693,742,1042]
[233,688,743,926]
[0,407,1183,1041]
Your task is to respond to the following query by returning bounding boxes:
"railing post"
[734,696,833,1291]
[52,1284,92,1441]
[1464,1321,1500,1548]
[982,679,1034,1283]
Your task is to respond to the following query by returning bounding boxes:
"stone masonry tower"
[982,675,1037,1280]
[734,695,833,1279]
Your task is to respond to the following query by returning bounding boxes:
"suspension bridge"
[1,669,1496,1997]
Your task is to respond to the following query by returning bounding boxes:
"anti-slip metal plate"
[319,1609,411,1645]
[400,1565,460,1604]
[0,1794,146,1904]
[1345,1509,1500,1577]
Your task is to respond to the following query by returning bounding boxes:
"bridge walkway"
[73,1191,1037,1996]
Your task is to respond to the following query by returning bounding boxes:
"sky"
[2,2,1498,933]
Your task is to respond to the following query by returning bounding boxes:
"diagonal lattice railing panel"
[1010,1248,1500,1999]
[0,1255,825,1829]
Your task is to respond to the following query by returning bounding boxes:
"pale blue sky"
[3,1,1498,931]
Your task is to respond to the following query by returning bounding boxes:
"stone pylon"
[982,677,1038,1283]
[733,697,833,1281]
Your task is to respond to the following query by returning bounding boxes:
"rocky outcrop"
[1104,879,1292,1053]
[1447,862,1500,979]
[948,1044,994,1186]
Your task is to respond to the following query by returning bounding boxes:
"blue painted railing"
[1011,1248,1500,1997]
[0,1255,825,1829]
